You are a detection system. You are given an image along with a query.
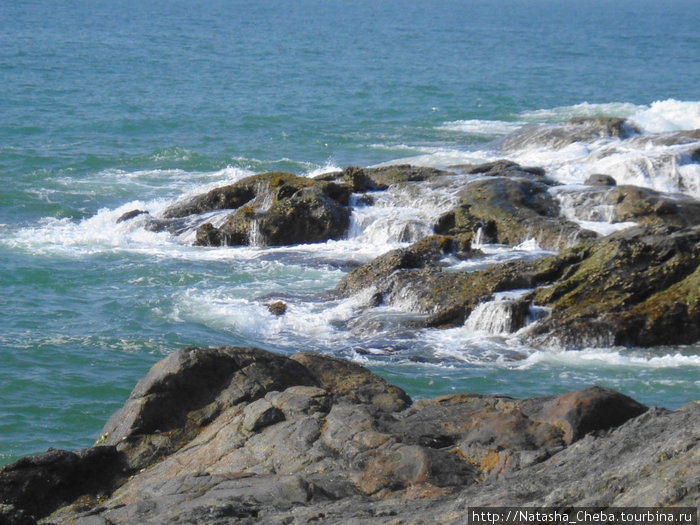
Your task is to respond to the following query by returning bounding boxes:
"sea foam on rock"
[3,346,695,525]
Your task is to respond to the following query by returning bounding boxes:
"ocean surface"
[1,0,699,466]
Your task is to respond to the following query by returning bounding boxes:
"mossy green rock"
[437,176,597,250]
[318,164,450,191]
[170,172,353,247]
[607,185,700,228]
[527,225,700,347]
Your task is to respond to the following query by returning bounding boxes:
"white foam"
[519,348,700,369]
[570,219,636,236]
[305,163,342,178]
[347,182,459,246]
[438,119,524,137]
[518,102,643,123]
[629,99,700,133]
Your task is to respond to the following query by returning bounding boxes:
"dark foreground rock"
[1,347,697,525]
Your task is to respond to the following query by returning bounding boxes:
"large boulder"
[527,225,700,348]
[436,176,597,250]
[95,347,318,471]
[156,172,353,247]
[3,347,693,525]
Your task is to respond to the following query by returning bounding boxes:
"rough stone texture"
[95,346,317,471]
[528,225,700,348]
[448,159,549,181]
[1,348,695,525]
[334,234,464,298]
[317,164,450,191]
[606,185,700,228]
[157,172,352,247]
[437,176,598,250]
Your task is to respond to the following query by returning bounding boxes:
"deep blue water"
[0,0,698,465]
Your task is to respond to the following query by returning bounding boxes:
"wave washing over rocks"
[110,116,700,353]
[2,116,699,523]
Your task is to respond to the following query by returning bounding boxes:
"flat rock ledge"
[1,347,698,525]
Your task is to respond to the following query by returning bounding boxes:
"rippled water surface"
[1,0,699,465]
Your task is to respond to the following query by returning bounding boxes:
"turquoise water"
[1,0,699,466]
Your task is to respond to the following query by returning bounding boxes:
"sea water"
[1,0,699,465]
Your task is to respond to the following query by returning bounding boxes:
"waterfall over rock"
[464,297,531,335]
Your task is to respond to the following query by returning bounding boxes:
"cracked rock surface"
[0,347,697,524]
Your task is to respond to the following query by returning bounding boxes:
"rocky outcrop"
[3,346,694,525]
[500,116,638,151]
[335,234,470,299]
[606,185,700,228]
[317,164,451,191]
[150,172,353,246]
[448,159,549,182]
[333,221,699,347]
[435,176,597,250]
[527,225,700,348]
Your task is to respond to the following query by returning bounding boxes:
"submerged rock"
[1,347,695,524]
[500,116,638,151]
[115,209,149,223]
[267,301,287,316]
[585,173,617,186]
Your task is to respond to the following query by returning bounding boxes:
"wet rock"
[335,234,459,298]
[585,173,617,186]
[337,239,587,328]
[161,172,352,247]
[449,160,548,181]
[316,164,450,192]
[194,222,223,246]
[1,348,696,524]
[606,185,700,228]
[267,301,287,316]
[163,183,256,218]
[116,209,149,223]
[439,177,597,250]
[501,117,637,151]
[359,165,450,189]
[688,145,700,163]
[528,225,700,348]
